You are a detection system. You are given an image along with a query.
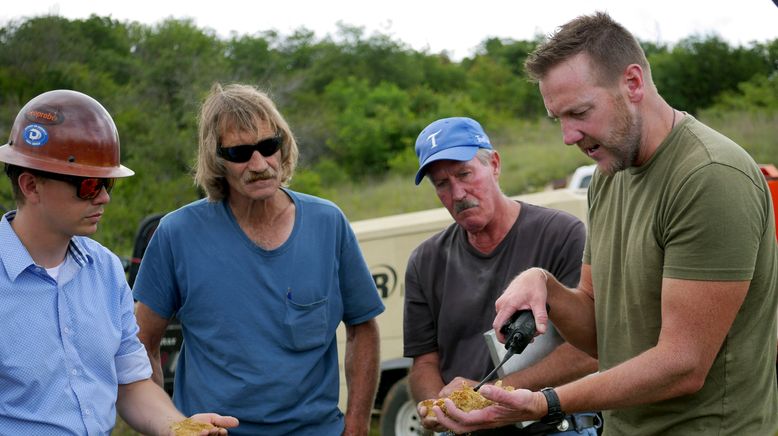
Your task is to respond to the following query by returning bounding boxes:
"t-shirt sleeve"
[402,247,437,357]
[549,217,586,288]
[663,163,766,280]
[131,217,180,319]
[338,215,385,325]
[583,172,599,266]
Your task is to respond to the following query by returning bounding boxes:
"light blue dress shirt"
[0,211,152,435]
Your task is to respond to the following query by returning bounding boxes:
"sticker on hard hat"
[23,124,49,147]
[24,104,63,125]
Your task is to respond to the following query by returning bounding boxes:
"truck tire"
[379,377,425,435]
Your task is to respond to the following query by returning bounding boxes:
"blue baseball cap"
[414,117,493,185]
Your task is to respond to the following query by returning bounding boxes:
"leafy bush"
[0,15,774,256]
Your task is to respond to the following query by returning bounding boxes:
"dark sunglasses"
[216,135,284,163]
[36,170,116,200]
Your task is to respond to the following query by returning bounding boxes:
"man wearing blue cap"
[403,117,600,435]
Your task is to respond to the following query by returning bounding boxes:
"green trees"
[649,35,774,113]
[0,15,775,253]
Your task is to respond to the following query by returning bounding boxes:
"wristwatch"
[540,387,565,425]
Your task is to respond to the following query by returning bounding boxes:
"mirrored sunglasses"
[216,135,283,163]
[37,170,116,200]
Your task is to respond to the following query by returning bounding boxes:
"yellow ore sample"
[170,418,216,435]
[421,381,515,417]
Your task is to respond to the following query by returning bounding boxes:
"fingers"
[494,270,551,337]
[416,403,430,421]
[432,401,493,435]
[529,304,549,335]
[210,416,239,428]
[432,404,470,434]
[187,414,239,432]
[492,306,513,342]
[440,377,476,397]
[478,385,522,405]
[417,402,449,432]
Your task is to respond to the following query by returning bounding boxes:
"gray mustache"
[455,199,479,213]
[244,170,277,183]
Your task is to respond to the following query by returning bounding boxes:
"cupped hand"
[433,386,539,434]
[417,401,449,432]
[170,414,239,435]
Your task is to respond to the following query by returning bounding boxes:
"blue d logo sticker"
[23,124,49,147]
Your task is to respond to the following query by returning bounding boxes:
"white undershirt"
[45,262,64,281]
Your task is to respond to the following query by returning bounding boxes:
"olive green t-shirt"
[584,115,778,435]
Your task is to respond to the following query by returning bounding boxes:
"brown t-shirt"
[403,201,585,382]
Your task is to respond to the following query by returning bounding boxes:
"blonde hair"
[525,11,652,88]
[194,83,299,201]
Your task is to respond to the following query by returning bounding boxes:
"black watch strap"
[540,387,565,425]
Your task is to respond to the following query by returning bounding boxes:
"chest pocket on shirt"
[284,294,329,351]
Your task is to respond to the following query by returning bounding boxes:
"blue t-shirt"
[133,190,384,435]
[0,211,152,435]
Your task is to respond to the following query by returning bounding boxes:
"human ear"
[18,172,42,204]
[491,151,501,177]
[623,64,645,103]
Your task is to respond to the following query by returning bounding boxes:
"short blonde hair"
[195,83,299,201]
[525,11,651,87]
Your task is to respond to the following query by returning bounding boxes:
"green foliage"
[699,73,778,166]
[387,146,419,176]
[708,74,778,112]
[132,18,227,124]
[323,77,418,177]
[650,35,773,113]
[0,15,775,256]
[288,166,325,197]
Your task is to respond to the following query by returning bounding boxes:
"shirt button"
[84,409,91,415]
[71,369,78,376]
[63,327,70,334]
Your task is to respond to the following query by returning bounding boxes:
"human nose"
[92,186,111,205]
[560,119,584,146]
[450,180,467,201]
[246,150,270,170]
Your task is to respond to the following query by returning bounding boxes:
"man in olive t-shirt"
[583,114,778,434]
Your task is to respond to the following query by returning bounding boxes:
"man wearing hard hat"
[0,90,239,435]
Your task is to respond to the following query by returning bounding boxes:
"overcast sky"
[2,1,777,60]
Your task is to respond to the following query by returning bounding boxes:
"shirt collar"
[67,236,92,267]
[0,210,92,281]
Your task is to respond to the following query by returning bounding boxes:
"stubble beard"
[597,100,642,176]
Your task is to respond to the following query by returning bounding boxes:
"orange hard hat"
[0,89,134,178]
